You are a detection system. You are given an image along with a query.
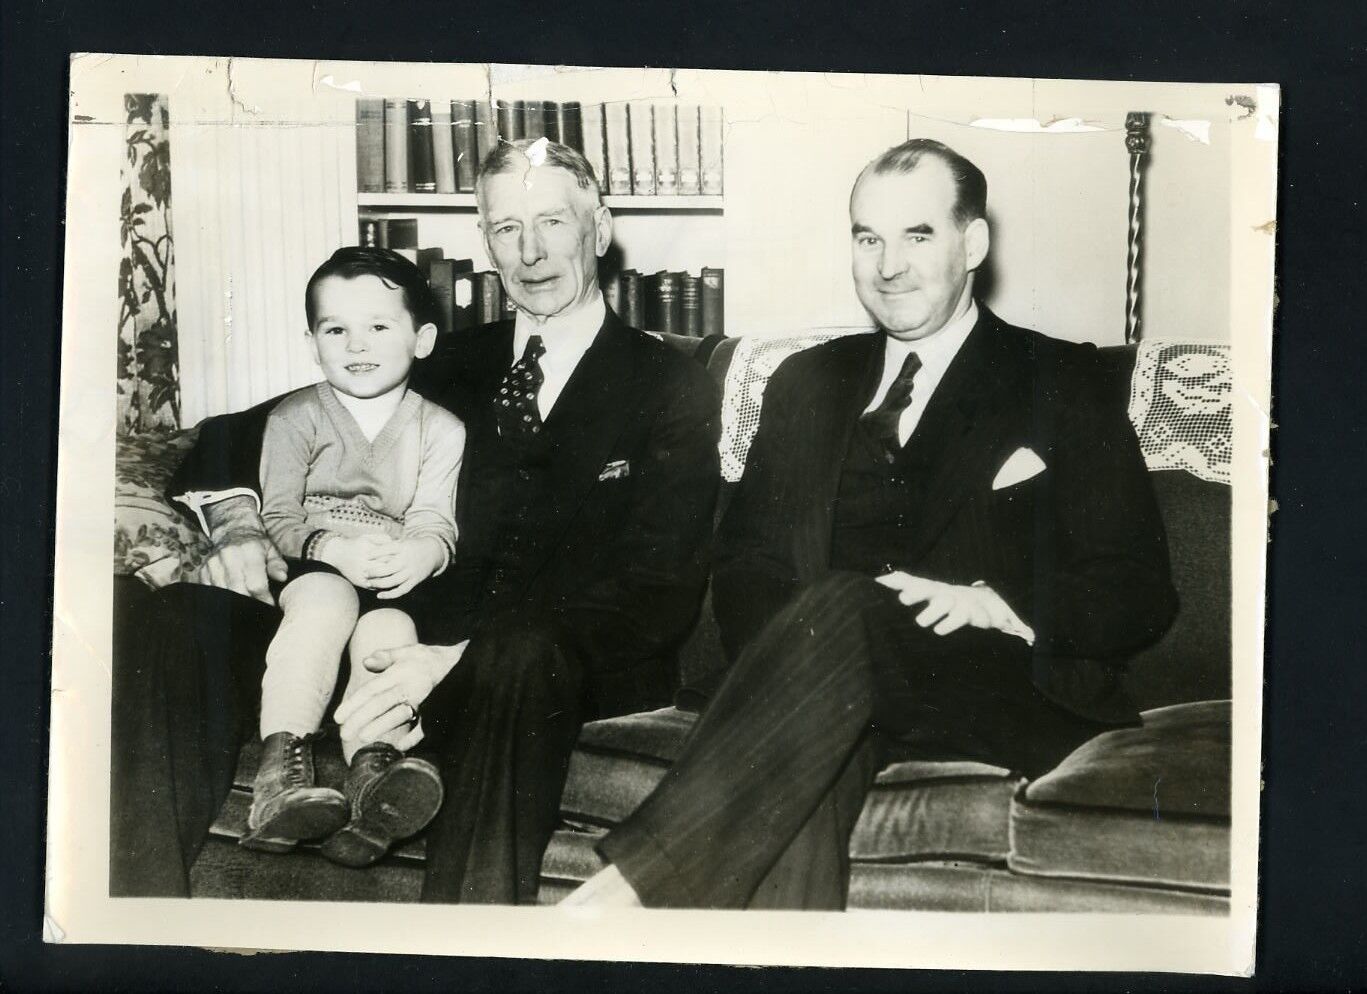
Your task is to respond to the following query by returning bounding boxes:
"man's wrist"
[204,494,269,543]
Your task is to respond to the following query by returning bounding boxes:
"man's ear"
[414,322,439,360]
[593,204,614,257]
[964,217,990,273]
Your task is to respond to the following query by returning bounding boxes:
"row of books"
[356,98,725,198]
[359,218,724,337]
[606,268,724,338]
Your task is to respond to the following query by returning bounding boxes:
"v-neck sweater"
[259,382,465,559]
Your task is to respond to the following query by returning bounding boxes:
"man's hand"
[875,571,1025,638]
[198,495,288,604]
[334,640,470,751]
[371,536,447,600]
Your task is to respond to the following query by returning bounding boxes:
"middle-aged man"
[566,138,1178,909]
[110,138,720,903]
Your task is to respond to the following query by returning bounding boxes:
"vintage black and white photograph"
[48,55,1274,970]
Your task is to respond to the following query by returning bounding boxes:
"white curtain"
[171,115,356,426]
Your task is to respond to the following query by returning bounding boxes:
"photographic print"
[48,55,1275,972]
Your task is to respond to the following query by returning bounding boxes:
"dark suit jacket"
[171,309,721,718]
[711,307,1177,723]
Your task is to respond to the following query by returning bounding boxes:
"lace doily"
[1126,341,1232,485]
[718,330,866,481]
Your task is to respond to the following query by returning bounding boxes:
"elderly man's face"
[479,159,611,320]
[850,158,987,341]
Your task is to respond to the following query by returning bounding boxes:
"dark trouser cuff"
[596,818,704,909]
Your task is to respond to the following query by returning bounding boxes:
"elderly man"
[111,139,719,904]
[566,138,1177,909]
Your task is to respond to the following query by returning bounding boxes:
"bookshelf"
[359,193,724,213]
[355,96,727,335]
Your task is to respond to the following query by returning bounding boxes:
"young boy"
[241,247,464,867]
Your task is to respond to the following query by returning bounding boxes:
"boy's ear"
[306,330,322,365]
[414,322,439,359]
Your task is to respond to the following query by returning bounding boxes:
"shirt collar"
[882,300,979,375]
[513,292,607,363]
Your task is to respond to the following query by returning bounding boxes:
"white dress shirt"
[862,301,978,447]
[512,292,606,420]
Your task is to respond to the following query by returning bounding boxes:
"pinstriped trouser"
[599,571,1109,909]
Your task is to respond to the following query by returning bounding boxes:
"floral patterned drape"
[118,93,180,434]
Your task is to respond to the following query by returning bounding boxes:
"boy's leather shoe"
[320,743,444,868]
[240,732,349,853]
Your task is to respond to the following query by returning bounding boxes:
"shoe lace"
[285,738,308,785]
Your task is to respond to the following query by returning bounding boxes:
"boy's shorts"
[273,557,443,643]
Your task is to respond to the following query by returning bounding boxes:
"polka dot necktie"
[496,335,546,441]
[861,351,922,460]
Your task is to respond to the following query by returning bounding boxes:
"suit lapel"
[899,309,1028,562]
[792,334,884,579]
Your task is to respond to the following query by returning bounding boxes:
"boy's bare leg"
[260,572,358,739]
[340,607,419,762]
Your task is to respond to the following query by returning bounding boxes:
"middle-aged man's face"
[479,157,612,320]
[849,157,989,341]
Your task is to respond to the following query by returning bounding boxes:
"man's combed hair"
[864,138,988,227]
[476,138,603,204]
[304,246,442,331]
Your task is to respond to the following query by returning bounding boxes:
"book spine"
[653,104,678,196]
[681,273,702,336]
[676,104,701,195]
[580,103,607,191]
[452,99,478,193]
[358,217,384,247]
[558,102,583,153]
[451,271,478,333]
[603,103,631,195]
[474,100,498,163]
[408,100,437,193]
[542,101,561,143]
[522,99,545,142]
[477,271,504,324]
[643,270,660,330]
[384,98,409,193]
[356,98,386,193]
[661,271,683,332]
[386,218,419,263]
[431,102,456,194]
[701,266,724,336]
[496,99,522,142]
[700,105,724,196]
[427,258,455,334]
[628,103,656,195]
[619,269,642,328]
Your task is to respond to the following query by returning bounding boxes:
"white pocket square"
[597,459,631,481]
[992,447,1047,490]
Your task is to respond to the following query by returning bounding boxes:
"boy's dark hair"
[304,246,442,330]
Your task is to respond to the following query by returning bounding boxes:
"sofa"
[114,331,1234,913]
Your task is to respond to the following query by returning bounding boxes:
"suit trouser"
[110,577,278,896]
[598,572,1111,909]
[418,622,588,904]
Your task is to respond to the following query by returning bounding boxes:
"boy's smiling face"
[308,274,437,399]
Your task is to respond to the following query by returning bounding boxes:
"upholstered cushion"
[1008,700,1230,891]
[115,429,210,583]
[563,707,1020,863]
